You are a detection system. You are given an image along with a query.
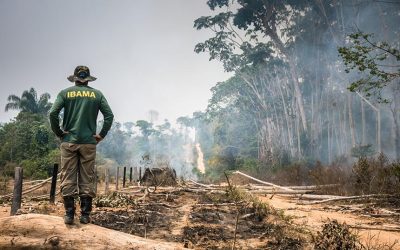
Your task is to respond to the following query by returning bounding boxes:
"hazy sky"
[0,0,230,124]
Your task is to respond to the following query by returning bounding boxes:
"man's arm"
[98,95,114,139]
[49,92,65,137]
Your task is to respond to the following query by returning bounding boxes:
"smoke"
[97,118,199,180]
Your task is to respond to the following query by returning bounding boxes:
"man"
[49,66,114,224]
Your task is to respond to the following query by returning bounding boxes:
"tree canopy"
[5,87,52,115]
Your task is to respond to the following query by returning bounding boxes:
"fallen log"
[243,184,338,191]
[189,179,212,188]
[24,179,49,185]
[180,188,226,194]
[368,214,400,218]
[232,171,294,192]
[291,194,345,201]
[298,194,395,205]
[0,214,185,249]
[348,225,400,232]
[248,190,314,195]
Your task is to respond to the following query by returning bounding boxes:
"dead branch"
[136,202,178,208]
[0,174,61,199]
[196,203,242,206]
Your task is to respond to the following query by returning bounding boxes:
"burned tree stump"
[140,167,177,186]
[10,167,23,216]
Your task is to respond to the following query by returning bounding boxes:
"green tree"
[0,113,58,178]
[5,87,52,115]
[135,120,155,138]
[339,32,400,102]
[339,31,400,159]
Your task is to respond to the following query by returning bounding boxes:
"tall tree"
[195,0,400,166]
[5,87,52,115]
[194,0,309,131]
[339,32,400,158]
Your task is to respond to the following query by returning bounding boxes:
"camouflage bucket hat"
[67,65,97,82]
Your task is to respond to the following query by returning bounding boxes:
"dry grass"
[313,220,362,250]
[313,220,399,250]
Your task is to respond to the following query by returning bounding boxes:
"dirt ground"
[262,195,400,249]
[0,184,308,249]
[1,180,400,249]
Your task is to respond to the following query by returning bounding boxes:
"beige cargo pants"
[60,142,97,198]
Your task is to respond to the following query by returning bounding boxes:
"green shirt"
[49,85,114,144]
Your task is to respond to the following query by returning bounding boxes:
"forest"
[188,0,400,183]
[0,0,399,187]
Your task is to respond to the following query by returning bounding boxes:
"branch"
[363,35,400,59]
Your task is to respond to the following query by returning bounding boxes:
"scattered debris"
[94,192,138,208]
[313,220,361,250]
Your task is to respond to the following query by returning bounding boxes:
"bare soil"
[0,213,184,249]
[262,195,400,249]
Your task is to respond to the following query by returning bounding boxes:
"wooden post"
[139,167,142,181]
[116,167,119,190]
[123,166,126,188]
[49,164,58,204]
[11,167,23,216]
[133,167,138,181]
[94,164,98,195]
[129,167,133,183]
[105,168,109,194]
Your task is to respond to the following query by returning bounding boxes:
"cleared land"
[0,176,399,249]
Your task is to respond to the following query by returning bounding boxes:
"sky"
[0,0,230,124]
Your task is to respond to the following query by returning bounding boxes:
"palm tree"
[5,87,52,115]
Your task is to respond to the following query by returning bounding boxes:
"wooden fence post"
[49,164,58,204]
[94,164,98,195]
[123,167,126,188]
[129,167,133,183]
[133,167,138,182]
[105,168,109,194]
[116,167,119,190]
[11,167,23,216]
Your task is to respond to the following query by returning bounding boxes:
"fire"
[195,143,205,174]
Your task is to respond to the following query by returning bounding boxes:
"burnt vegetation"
[90,187,309,250]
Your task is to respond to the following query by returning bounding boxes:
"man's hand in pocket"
[93,134,103,144]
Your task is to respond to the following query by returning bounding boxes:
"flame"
[195,143,205,174]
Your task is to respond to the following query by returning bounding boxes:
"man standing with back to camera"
[49,66,114,224]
